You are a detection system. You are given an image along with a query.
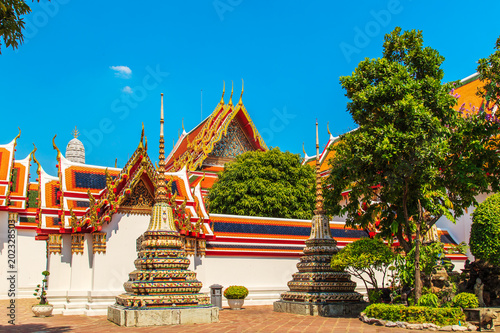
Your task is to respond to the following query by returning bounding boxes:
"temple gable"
[208,120,254,159]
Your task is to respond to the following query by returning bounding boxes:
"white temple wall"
[47,234,72,313]
[436,192,488,260]
[87,213,149,315]
[0,211,11,299]
[17,229,47,297]
[194,256,299,306]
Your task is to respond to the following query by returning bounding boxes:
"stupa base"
[273,300,367,318]
[107,304,219,327]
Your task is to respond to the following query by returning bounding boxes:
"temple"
[0,81,468,316]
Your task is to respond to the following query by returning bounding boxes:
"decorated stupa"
[274,121,366,317]
[108,94,218,326]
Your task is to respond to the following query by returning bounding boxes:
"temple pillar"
[46,234,71,314]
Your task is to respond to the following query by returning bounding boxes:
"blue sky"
[1,1,499,179]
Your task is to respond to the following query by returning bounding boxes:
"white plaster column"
[63,233,93,315]
[47,234,71,314]
[17,229,47,297]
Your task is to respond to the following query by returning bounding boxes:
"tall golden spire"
[238,79,244,105]
[220,81,225,105]
[229,81,234,105]
[314,120,324,215]
[155,93,168,203]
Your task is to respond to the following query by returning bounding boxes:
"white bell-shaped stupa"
[65,126,85,164]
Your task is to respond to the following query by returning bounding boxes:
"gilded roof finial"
[140,122,145,145]
[72,126,80,139]
[229,81,234,105]
[144,136,148,151]
[182,118,186,134]
[52,135,61,158]
[155,93,168,203]
[115,158,117,168]
[29,143,37,163]
[302,142,309,159]
[327,121,334,140]
[32,143,41,174]
[220,81,225,105]
[238,79,244,105]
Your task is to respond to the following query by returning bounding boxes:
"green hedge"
[365,304,465,326]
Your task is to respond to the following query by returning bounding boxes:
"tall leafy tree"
[324,27,500,300]
[0,0,40,54]
[208,147,315,219]
[477,35,500,109]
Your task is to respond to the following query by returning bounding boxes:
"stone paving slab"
[1,299,498,332]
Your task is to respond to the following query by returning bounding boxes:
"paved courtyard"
[1,299,497,333]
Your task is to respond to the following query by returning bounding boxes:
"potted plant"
[224,285,248,310]
[32,271,53,317]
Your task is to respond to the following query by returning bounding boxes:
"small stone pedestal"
[108,304,219,327]
[273,300,367,318]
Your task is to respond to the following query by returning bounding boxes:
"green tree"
[331,237,395,293]
[0,0,40,54]
[325,27,500,301]
[208,148,315,219]
[477,35,500,108]
[470,193,500,265]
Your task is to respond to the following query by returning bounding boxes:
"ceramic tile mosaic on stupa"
[108,94,217,327]
[275,122,364,314]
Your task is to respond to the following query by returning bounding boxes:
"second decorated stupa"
[274,121,367,317]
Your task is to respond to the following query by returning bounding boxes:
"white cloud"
[122,86,133,94]
[110,65,132,78]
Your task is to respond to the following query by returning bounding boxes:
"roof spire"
[314,120,324,215]
[238,79,244,105]
[52,135,61,159]
[156,93,168,202]
[229,80,234,105]
[302,142,309,159]
[72,126,80,139]
[220,81,225,105]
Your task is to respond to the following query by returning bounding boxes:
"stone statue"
[474,278,486,307]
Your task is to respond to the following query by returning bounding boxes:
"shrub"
[331,238,395,292]
[367,289,383,303]
[365,303,465,326]
[417,293,439,308]
[223,286,249,299]
[452,292,479,309]
[470,193,500,265]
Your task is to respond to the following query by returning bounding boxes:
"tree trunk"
[414,221,422,303]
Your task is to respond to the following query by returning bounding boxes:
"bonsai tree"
[470,193,500,265]
[208,148,315,219]
[33,271,50,305]
[331,237,395,294]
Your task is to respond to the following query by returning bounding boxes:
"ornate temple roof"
[166,83,267,173]
[0,130,20,207]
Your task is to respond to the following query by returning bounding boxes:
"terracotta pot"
[32,304,53,317]
[227,299,244,310]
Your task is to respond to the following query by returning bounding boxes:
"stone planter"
[32,304,53,317]
[228,299,244,310]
